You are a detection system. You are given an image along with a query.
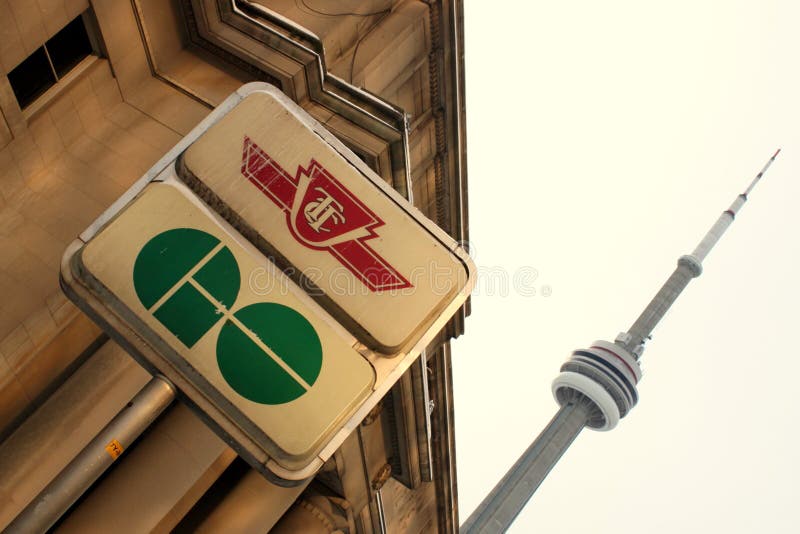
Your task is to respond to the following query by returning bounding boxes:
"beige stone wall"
[0,58,182,429]
[0,1,92,149]
[135,0,253,105]
[259,0,392,71]
[0,0,245,434]
[0,0,90,75]
[0,1,462,531]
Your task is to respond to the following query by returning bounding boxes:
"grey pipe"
[4,376,175,533]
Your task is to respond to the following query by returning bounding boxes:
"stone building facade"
[0,1,467,532]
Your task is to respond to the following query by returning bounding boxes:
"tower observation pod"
[462,149,781,534]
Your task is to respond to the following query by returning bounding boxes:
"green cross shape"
[133,228,323,405]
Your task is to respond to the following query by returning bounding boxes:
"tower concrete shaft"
[462,149,780,534]
[460,399,593,534]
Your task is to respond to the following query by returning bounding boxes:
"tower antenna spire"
[462,149,781,534]
[621,147,780,357]
[745,148,781,197]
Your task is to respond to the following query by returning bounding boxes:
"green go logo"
[133,228,323,405]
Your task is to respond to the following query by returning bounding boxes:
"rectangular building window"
[7,13,98,110]
[48,16,94,78]
[7,47,57,109]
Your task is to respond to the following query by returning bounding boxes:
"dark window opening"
[7,47,57,109]
[7,13,96,109]
[47,16,93,78]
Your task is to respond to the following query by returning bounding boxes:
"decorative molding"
[181,0,411,194]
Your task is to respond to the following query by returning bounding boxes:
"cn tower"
[462,149,781,533]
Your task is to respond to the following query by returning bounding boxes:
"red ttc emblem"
[241,136,412,292]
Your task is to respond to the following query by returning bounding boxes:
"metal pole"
[461,401,592,534]
[4,376,175,533]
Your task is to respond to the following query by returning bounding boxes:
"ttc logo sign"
[241,136,412,292]
[303,186,345,233]
[133,228,322,405]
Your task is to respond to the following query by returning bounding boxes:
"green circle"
[134,228,240,348]
[217,303,323,405]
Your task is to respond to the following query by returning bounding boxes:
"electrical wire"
[349,9,391,83]
[295,0,391,18]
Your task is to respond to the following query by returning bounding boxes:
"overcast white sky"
[453,1,800,532]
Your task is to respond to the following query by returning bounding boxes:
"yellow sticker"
[105,439,124,460]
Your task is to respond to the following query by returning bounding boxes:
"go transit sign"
[60,83,474,482]
[133,227,324,405]
[67,182,373,473]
